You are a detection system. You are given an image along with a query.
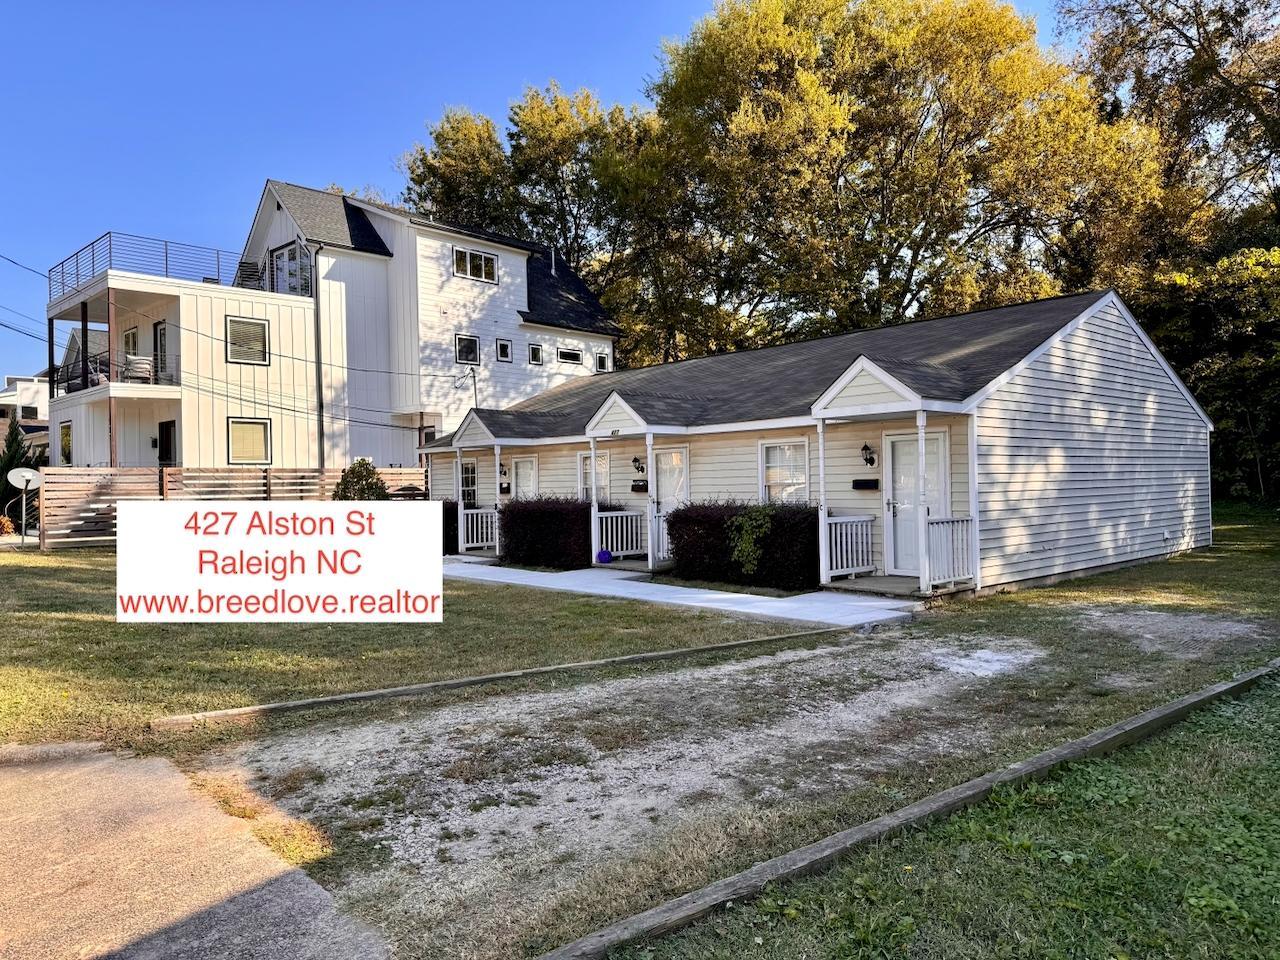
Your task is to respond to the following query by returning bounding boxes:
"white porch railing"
[461,507,497,551]
[928,516,974,585]
[828,514,875,577]
[598,510,647,558]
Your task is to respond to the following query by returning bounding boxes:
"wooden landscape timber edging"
[149,626,852,731]
[537,655,1280,960]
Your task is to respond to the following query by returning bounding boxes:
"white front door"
[884,433,947,575]
[653,447,689,560]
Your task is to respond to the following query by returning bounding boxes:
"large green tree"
[1134,247,1280,501]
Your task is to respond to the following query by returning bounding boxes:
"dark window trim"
[452,245,499,285]
[225,315,272,366]
[528,343,544,365]
[496,338,513,363]
[226,416,273,465]
[455,333,481,366]
[557,347,584,365]
[59,420,72,466]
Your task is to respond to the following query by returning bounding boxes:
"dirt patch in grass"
[1071,603,1264,659]
[203,636,1040,959]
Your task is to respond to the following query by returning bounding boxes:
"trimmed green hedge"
[666,501,819,591]
[442,500,458,555]
[499,497,593,569]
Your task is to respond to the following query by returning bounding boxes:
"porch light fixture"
[861,443,876,467]
[499,461,508,477]
[631,456,645,474]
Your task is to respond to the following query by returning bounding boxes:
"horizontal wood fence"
[39,466,429,549]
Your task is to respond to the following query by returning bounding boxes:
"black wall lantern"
[861,443,876,467]
[631,456,646,474]
[499,461,508,477]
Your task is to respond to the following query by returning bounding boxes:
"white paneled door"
[884,433,947,575]
[653,446,689,560]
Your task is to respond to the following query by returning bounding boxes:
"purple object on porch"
[596,549,613,564]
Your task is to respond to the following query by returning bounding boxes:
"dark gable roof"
[267,180,618,338]
[268,181,392,257]
[479,290,1111,436]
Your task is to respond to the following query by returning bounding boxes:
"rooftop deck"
[47,231,301,302]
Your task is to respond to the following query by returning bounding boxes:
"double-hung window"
[760,440,808,503]
[578,451,609,500]
[453,247,498,283]
[226,316,270,365]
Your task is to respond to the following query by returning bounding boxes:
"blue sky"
[0,0,1059,374]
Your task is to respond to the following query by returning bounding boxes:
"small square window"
[595,353,609,373]
[226,316,270,365]
[557,348,583,365]
[528,343,544,365]
[455,334,480,365]
[496,338,512,362]
[228,418,271,464]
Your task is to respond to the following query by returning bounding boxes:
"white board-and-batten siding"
[974,300,1211,586]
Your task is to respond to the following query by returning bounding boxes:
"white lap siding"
[975,301,1212,586]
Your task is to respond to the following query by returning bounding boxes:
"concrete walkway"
[0,743,386,960]
[444,562,917,628]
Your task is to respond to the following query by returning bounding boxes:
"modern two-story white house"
[45,180,618,469]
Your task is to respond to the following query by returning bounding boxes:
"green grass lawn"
[620,676,1280,960]
[0,548,792,749]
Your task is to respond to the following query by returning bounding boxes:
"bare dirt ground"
[193,598,1272,960]
[204,632,1041,959]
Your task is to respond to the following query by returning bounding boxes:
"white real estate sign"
[116,500,443,623]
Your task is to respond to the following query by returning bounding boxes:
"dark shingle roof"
[267,180,617,337]
[268,181,392,257]
[471,291,1111,437]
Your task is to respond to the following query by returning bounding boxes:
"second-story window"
[455,334,480,365]
[496,338,512,362]
[595,352,610,373]
[453,247,498,284]
[528,343,544,365]
[226,316,270,365]
[557,348,584,365]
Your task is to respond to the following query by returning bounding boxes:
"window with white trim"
[595,352,610,373]
[226,316,270,365]
[760,440,808,503]
[528,343,544,365]
[558,348,583,365]
[578,451,610,500]
[228,418,271,464]
[511,456,537,499]
[455,334,480,365]
[460,459,478,506]
[496,338,512,362]
[59,422,72,466]
[122,327,139,356]
[453,247,498,283]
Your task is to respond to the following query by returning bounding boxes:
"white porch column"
[455,449,464,554]
[817,419,831,585]
[967,414,982,588]
[589,437,600,564]
[916,410,931,595]
[645,432,656,571]
[493,443,502,556]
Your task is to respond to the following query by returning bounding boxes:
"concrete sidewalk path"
[444,562,917,628]
[0,743,386,960]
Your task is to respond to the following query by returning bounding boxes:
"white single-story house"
[424,290,1213,596]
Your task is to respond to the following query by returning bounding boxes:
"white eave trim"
[958,290,1214,430]
[448,409,496,448]
[810,356,922,417]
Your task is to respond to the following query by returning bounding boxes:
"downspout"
[310,243,326,470]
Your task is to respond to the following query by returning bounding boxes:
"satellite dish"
[6,468,42,489]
